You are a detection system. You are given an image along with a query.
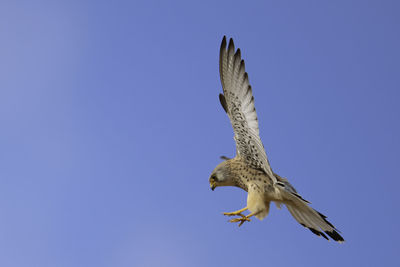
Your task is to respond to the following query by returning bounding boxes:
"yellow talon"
[223,212,245,217]
[229,216,251,227]
[222,207,248,217]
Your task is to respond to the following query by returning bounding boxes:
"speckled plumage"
[209,36,344,243]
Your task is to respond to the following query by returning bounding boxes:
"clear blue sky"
[1,1,399,266]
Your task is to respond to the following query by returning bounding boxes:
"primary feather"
[219,36,275,182]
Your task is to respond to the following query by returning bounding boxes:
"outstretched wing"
[219,36,275,181]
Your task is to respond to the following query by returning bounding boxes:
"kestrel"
[209,36,344,242]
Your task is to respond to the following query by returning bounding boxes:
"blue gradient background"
[1,1,399,266]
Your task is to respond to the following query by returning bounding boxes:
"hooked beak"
[210,181,216,191]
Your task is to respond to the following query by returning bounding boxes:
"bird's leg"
[228,210,261,227]
[223,207,248,217]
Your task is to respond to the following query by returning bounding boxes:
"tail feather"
[286,203,344,242]
[277,184,344,242]
[287,205,328,240]
[274,174,344,242]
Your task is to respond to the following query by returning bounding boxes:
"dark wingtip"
[241,59,245,70]
[228,38,235,52]
[219,93,228,113]
[243,72,248,82]
[220,36,227,50]
[234,48,241,60]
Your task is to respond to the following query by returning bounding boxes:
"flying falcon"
[209,36,344,242]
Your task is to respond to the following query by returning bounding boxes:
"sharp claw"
[223,209,251,226]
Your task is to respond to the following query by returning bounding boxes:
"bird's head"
[209,160,235,191]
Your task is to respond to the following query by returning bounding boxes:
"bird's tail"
[276,179,344,242]
[285,202,344,242]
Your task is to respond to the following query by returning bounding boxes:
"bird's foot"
[229,216,251,227]
[223,211,245,217]
[222,207,248,217]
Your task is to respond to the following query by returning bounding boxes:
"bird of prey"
[209,36,344,242]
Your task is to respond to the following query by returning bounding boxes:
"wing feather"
[219,36,274,180]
